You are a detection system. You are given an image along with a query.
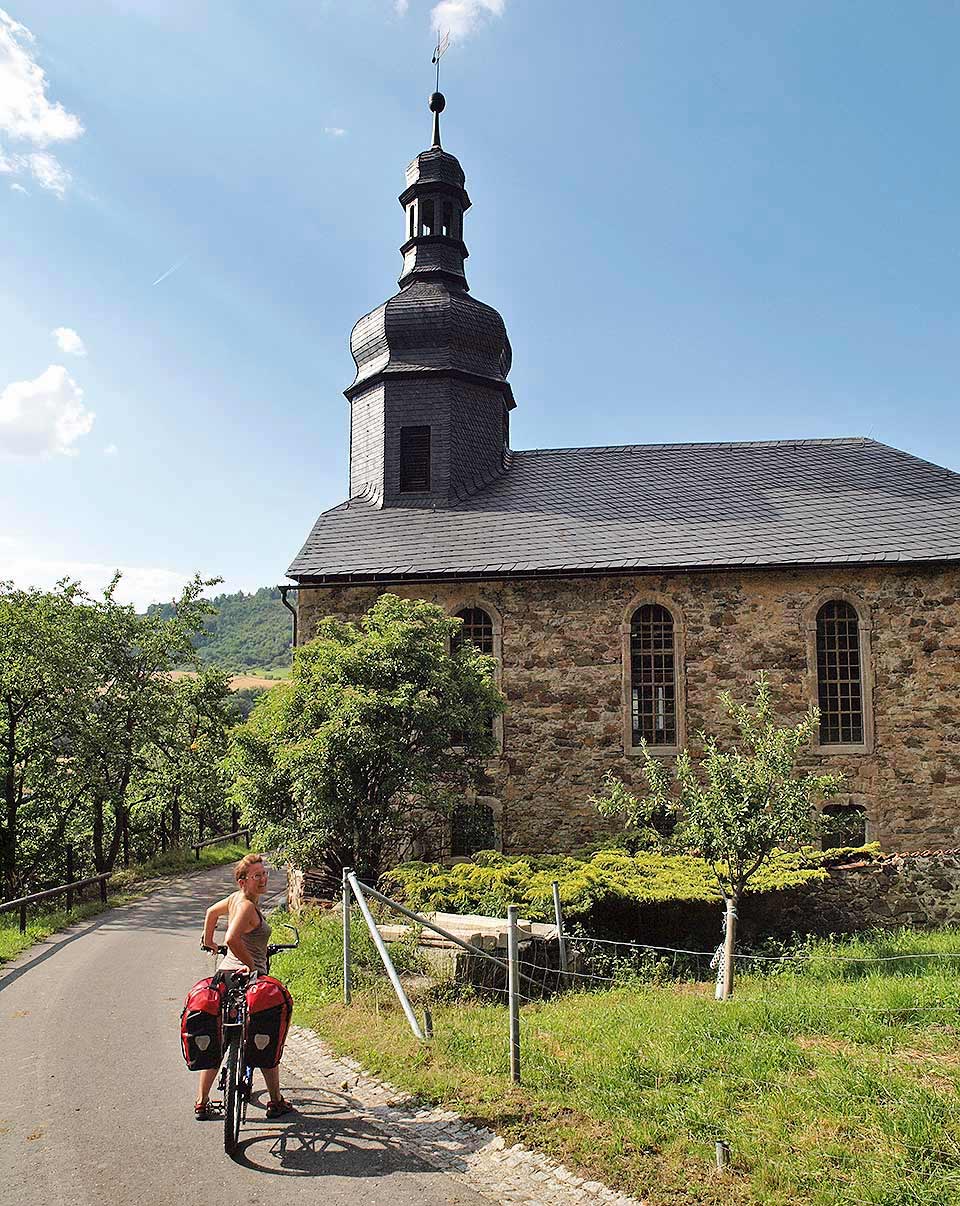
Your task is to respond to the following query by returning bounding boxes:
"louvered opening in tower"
[399,425,431,492]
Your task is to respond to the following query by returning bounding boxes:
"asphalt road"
[0,866,491,1206]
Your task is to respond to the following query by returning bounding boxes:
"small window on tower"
[408,204,415,239]
[399,426,431,492]
[442,201,453,237]
[502,407,509,452]
[420,199,435,236]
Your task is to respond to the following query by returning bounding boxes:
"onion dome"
[345,92,514,408]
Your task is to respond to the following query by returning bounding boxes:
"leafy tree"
[593,674,842,988]
[0,581,91,896]
[229,594,504,882]
[71,574,219,873]
[130,667,235,849]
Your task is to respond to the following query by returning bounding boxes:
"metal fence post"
[347,872,425,1041]
[551,880,568,988]
[721,898,737,1000]
[342,866,352,1006]
[19,901,27,934]
[507,904,521,1084]
[66,848,74,912]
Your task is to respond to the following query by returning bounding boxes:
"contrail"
[151,255,188,287]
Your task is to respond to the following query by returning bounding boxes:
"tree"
[130,667,235,850]
[72,573,219,873]
[0,581,90,897]
[229,594,504,883]
[593,674,842,994]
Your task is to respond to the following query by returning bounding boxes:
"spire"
[430,91,445,148]
[397,93,471,291]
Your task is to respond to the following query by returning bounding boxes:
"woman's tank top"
[220,893,271,975]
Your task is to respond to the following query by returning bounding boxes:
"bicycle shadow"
[230,1087,454,1179]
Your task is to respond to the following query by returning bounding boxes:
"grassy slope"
[0,841,248,964]
[272,914,960,1206]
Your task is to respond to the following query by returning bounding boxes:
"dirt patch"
[167,670,282,691]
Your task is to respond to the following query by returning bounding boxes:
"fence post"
[66,847,74,912]
[100,876,108,904]
[721,898,737,1000]
[19,901,27,934]
[342,866,352,1006]
[347,872,425,1041]
[244,828,250,850]
[551,880,568,988]
[507,904,521,1084]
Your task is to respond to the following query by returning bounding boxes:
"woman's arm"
[202,896,231,949]
[224,898,259,967]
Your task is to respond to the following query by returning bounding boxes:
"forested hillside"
[149,586,292,672]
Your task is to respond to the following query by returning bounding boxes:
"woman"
[195,852,294,1120]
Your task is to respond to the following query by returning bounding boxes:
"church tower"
[345,92,515,507]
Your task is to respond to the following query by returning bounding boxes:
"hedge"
[379,845,882,924]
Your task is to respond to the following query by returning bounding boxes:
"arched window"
[816,601,864,745]
[454,607,494,655]
[630,604,677,747]
[820,803,867,850]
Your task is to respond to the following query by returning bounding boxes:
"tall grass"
[279,915,960,1205]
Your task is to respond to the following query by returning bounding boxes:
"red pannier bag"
[244,975,293,1068]
[180,975,227,1070]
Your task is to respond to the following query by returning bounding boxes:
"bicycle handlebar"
[200,923,299,961]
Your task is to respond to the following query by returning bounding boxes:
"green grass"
[0,840,249,964]
[272,914,960,1205]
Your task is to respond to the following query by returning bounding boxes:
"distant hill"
[149,586,292,673]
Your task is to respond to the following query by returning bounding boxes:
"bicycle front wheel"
[223,1033,243,1156]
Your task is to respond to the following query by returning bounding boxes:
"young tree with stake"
[595,674,842,997]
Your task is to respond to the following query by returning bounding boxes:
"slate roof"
[287,437,960,583]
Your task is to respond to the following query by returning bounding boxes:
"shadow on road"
[227,1089,445,1179]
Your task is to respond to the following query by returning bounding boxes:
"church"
[286,93,960,858]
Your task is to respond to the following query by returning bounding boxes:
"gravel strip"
[284,1024,647,1206]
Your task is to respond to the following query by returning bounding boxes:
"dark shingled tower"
[344,92,515,508]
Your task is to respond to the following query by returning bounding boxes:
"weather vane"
[429,29,450,147]
[431,29,450,92]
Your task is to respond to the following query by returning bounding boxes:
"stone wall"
[296,563,960,855]
[751,852,960,938]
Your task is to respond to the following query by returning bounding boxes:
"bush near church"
[381,844,881,949]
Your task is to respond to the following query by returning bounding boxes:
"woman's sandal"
[266,1096,294,1119]
[195,1100,213,1120]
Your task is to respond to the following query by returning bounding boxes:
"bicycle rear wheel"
[223,1033,243,1156]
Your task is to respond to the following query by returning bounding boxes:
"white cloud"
[0,558,200,612]
[52,326,86,356]
[430,0,505,40]
[0,555,256,611]
[0,364,95,457]
[9,179,25,193]
[322,126,347,137]
[0,10,83,195]
[26,149,70,195]
[103,443,118,456]
[394,0,410,13]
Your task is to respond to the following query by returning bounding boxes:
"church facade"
[288,95,960,857]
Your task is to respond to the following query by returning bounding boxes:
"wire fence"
[336,873,960,1195]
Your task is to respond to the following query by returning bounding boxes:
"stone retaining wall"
[751,851,960,938]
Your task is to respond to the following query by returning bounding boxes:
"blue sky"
[1,1,957,608]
